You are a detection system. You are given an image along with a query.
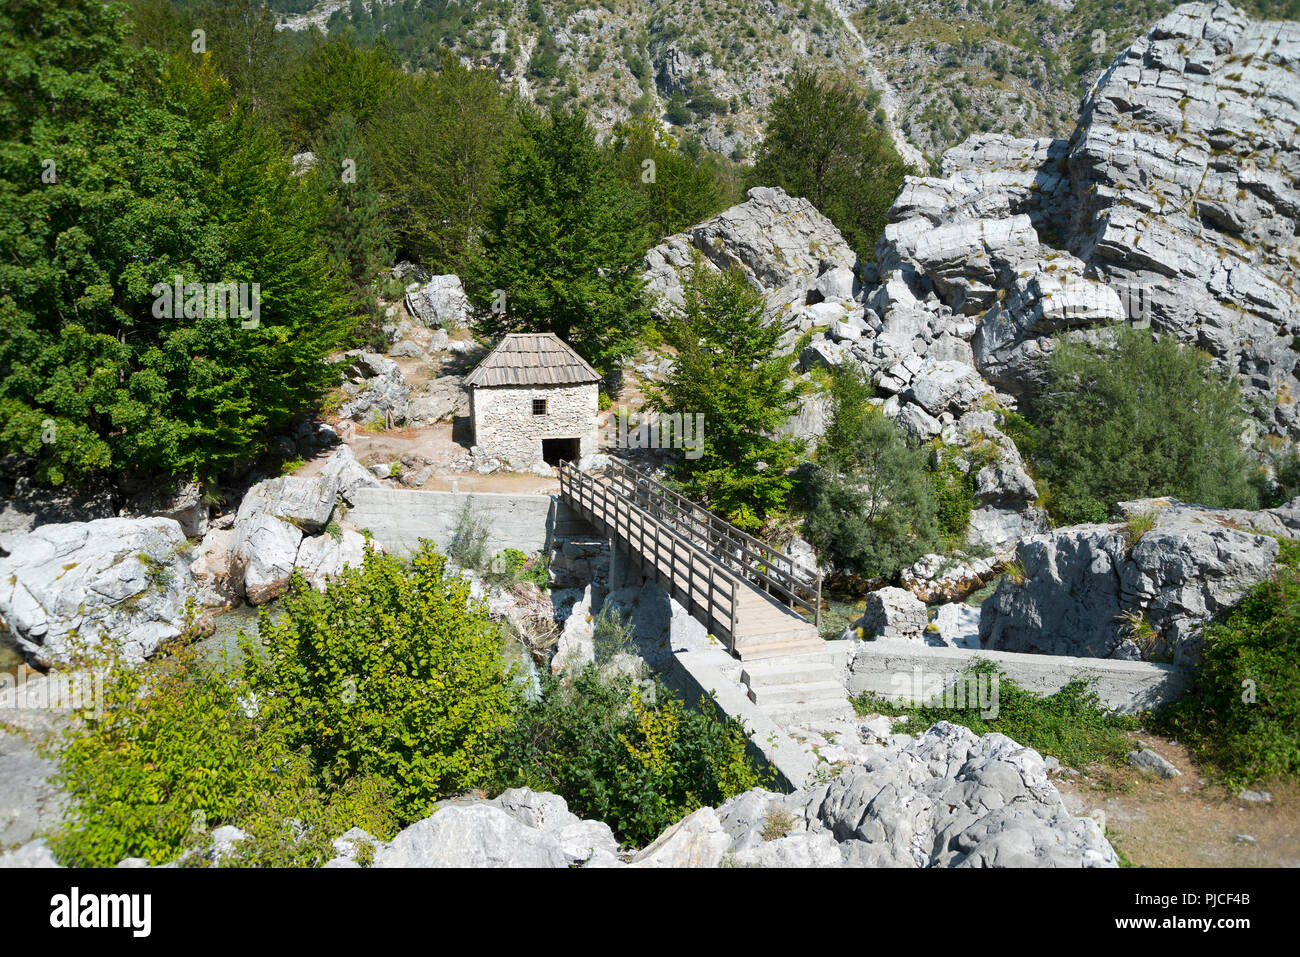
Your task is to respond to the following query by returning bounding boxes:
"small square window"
[532,398,547,416]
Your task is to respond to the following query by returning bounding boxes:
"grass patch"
[1122,510,1158,549]
[1003,560,1027,586]
[851,660,1139,772]
[760,807,797,842]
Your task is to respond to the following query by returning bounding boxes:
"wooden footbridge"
[558,461,828,660]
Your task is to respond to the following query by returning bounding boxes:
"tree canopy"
[1025,327,1260,524]
[0,0,353,485]
[469,108,651,374]
[753,69,909,259]
[649,259,804,530]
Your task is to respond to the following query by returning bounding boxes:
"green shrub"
[852,661,1138,772]
[802,410,940,579]
[1025,328,1259,524]
[497,667,766,846]
[448,500,490,568]
[930,448,977,545]
[592,603,637,664]
[242,542,522,821]
[1151,564,1300,786]
[49,636,399,868]
[49,640,272,867]
[487,547,528,582]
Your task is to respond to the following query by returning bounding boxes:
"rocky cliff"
[861,2,1300,440]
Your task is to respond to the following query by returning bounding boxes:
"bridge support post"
[607,538,648,591]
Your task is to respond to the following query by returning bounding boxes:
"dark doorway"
[542,437,581,466]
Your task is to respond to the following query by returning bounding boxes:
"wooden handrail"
[558,461,822,631]
[558,462,741,647]
[603,461,821,625]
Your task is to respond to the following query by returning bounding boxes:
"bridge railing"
[558,461,741,648]
[605,461,822,627]
[562,460,821,628]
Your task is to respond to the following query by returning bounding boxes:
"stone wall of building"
[470,382,598,467]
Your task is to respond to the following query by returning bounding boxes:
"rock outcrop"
[404,274,470,329]
[335,351,410,427]
[367,788,620,868]
[338,723,1115,869]
[642,186,857,320]
[228,473,339,603]
[0,517,202,665]
[767,2,1298,563]
[843,586,928,642]
[980,497,1292,663]
[864,2,1300,440]
[0,726,64,850]
[224,451,380,604]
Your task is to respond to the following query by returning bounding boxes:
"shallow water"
[0,632,23,677]
[820,595,867,641]
[496,620,541,700]
[198,602,285,667]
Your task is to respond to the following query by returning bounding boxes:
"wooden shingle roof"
[464,333,602,388]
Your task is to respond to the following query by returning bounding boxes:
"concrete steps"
[742,658,842,688]
[738,648,853,727]
[747,679,846,707]
[733,634,831,660]
[763,699,854,726]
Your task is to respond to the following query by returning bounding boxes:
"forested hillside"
[254,0,1300,167]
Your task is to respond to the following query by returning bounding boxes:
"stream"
[0,632,23,678]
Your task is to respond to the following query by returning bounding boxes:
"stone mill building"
[465,333,601,468]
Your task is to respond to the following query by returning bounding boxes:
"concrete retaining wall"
[614,548,820,791]
[847,642,1188,714]
[346,488,592,557]
[657,627,823,792]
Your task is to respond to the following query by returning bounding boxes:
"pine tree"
[310,113,391,289]
[470,107,650,374]
[648,259,804,530]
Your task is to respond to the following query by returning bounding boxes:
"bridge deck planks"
[561,468,823,658]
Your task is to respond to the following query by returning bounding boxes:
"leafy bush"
[497,667,766,846]
[852,661,1138,772]
[49,637,399,868]
[1151,562,1300,786]
[664,92,693,126]
[49,639,272,867]
[802,407,940,579]
[243,542,522,822]
[1025,328,1259,524]
[929,447,978,545]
